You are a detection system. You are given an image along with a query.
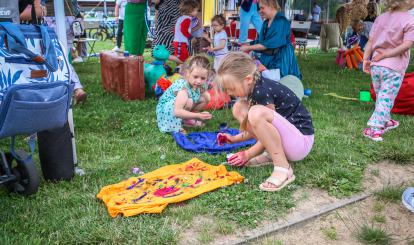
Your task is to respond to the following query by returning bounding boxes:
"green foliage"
[357,225,392,245]
[323,226,337,240]
[374,186,405,203]
[372,215,386,223]
[373,202,385,213]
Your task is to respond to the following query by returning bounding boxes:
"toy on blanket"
[337,45,364,70]
[144,45,170,92]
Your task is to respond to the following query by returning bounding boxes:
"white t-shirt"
[116,0,128,20]
[410,8,414,16]
[214,30,228,56]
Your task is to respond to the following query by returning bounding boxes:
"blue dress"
[156,79,201,133]
[252,12,302,80]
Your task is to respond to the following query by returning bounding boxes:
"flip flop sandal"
[384,119,399,132]
[259,166,295,192]
[246,151,273,167]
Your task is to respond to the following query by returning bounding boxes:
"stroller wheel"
[5,150,40,196]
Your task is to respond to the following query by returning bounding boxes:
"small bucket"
[359,90,372,102]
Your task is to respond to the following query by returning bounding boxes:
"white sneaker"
[112,46,120,52]
[72,57,83,63]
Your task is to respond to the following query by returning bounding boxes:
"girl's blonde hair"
[384,0,412,11]
[216,52,257,91]
[182,54,212,75]
[216,52,259,131]
[180,0,200,15]
[258,0,281,11]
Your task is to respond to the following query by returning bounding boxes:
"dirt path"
[179,161,414,245]
[254,161,414,245]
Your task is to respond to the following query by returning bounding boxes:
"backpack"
[0,22,72,138]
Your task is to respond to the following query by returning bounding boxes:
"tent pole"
[54,0,78,167]
[54,0,67,47]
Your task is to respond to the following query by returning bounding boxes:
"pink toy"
[336,49,346,67]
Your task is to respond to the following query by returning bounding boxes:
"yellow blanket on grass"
[97,158,244,217]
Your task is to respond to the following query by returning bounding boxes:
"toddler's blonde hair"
[384,0,412,11]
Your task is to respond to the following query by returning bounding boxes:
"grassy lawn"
[1,41,414,244]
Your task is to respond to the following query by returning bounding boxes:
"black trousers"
[116,19,124,48]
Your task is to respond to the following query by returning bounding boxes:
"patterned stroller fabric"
[0,23,70,100]
[97,158,244,217]
[172,128,256,154]
[0,23,72,138]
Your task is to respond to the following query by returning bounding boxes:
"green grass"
[215,219,235,235]
[322,226,337,240]
[374,186,405,203]
[1,40,414,244]
[198,223,214,244]
[373,201,385,213]
[372,214,386,223]
[357,225,392,245]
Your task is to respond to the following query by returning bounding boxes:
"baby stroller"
[0,22,73,195]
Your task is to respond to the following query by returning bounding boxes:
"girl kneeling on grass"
[216,52,314,192]
[156,55,213,133]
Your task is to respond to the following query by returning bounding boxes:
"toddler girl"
[203,15,229,71]
[173,0,200,62]
[216,52,314,192]
[362,0,414,141]
[156,55,212,133]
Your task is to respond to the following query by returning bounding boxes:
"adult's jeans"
[239,3,262,43]
[116,19,124,48]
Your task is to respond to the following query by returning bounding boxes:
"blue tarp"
[172,128,256,154]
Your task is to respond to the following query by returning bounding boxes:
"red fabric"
[180,18,192,38]
[370,72,414,115]
[225,21,258,40]
[290,29,296,47]
[173,42,190,62]
[204,83,231,110]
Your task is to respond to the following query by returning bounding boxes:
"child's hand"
[363,59,371,74]
[198,111,212,120]
[216,133,233,145]
[240,45,250,52]
[372,49,389,62]
[227,151,249,166]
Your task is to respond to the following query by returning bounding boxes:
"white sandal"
[259,166,295,192]
[246,151,273,167]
